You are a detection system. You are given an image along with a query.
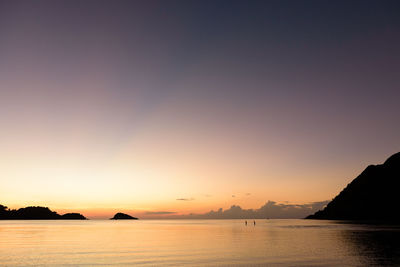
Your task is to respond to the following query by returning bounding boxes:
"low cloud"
[162,200,329,219]
[176,198,194,201]
[145,211,176,215]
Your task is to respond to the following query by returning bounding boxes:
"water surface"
[1,219,399,266]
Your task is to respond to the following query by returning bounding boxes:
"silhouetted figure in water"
[245,220,247,226]
[253,220,256,226]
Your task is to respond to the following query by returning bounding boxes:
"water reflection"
[339,223,400,266]
[0,220,399,266]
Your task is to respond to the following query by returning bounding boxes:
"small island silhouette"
[0,205,87,220]
[307,152,400,221]
[110,212,138,220]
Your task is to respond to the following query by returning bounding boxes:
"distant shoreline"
[0,205,87,220]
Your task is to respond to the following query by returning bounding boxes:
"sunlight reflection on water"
[0,219,399,266]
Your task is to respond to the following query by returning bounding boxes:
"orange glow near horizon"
[0,92,393,219]
[0,107,391,219]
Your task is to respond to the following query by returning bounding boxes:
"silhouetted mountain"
[110,212,138,220]
[0,204,9,218]
[14,206,60,219]
[0,205,87,220]
[307,152,400,221]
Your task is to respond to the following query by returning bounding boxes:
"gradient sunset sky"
[1,1,399,218]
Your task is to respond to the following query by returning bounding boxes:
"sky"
[0,0,399,219]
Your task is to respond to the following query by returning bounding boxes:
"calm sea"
[0,219,399,266]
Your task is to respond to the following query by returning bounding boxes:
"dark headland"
[307,152,400,221]
[110,212,138,220]
[0,205,87,220]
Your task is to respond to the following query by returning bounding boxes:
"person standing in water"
[253,220,256,226]
[245,220,247,226]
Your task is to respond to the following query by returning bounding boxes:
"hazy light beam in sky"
[0,1,399,216]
